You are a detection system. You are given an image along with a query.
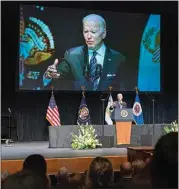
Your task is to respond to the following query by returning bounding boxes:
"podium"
[111,108,134,145]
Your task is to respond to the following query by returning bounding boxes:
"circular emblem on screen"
[121,110,128,118]
[133,102,142,116]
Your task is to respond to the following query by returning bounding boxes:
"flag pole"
[135,86,139,94]
[51,85,54,95]
[81,85,85,97]
[109,86,112,96]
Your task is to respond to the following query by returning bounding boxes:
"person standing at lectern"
[110,93,127,110]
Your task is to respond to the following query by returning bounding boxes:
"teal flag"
[138,15,160,91]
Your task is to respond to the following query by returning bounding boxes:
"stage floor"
[2,141,127,160]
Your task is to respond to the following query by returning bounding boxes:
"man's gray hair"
[82,14,106,31]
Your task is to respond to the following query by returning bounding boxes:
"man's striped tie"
[89,51,98,91]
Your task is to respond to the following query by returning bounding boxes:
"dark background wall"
[1,1,178,141]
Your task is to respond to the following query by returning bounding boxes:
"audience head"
[1,171,9,182]
[132,159,145,175]
[68,172,85,189]
[145,157,152,166]
[150,132,178,188]
[46,174,51,188]
[57,167,69,184]
[23,154,47,178]
[120,161,133,178]
[86,156,113,188]
[2,170,46,189]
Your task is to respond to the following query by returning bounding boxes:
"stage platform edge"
[1,141,128,174]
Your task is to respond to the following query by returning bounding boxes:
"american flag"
[46,92,61,126]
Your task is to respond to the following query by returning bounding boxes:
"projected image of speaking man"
[44,14,125,91]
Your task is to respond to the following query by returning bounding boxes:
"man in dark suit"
[110,93,127,110]
[44,14,125,91]
[112,162,133,188]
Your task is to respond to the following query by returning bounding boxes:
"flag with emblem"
[133,91,144,125]
[46,90,61,126]
[105,93,114,125]
[138,14,160,91]
[77,91,91,125]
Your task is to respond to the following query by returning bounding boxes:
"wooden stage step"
[1,155,127,174]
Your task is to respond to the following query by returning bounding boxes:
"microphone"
[95,64,102,78]
[8,108,11,113]
[110,102,116,110]
[85,64,102,80]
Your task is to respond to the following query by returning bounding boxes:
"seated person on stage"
[110,93,127,110]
